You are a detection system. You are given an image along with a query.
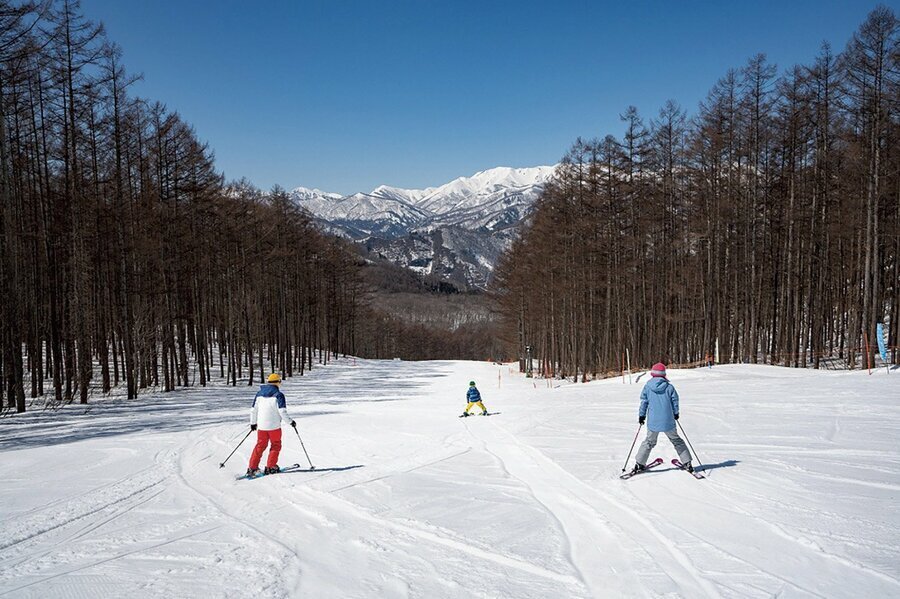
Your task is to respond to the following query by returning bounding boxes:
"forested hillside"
[0,1,489,414]
[351,253,500,361]
[493,7,899,379]
[0,2,369,413]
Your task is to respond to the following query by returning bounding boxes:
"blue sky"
[81,0,899,195]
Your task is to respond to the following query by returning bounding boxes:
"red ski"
[620,457,664,480]
[671,459,705,479]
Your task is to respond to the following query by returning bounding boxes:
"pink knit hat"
[650,362,667,378]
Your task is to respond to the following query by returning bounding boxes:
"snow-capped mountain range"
[290,166,557,289]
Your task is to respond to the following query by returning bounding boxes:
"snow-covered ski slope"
[1,360,898,598]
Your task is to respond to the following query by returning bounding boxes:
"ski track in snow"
[473,421,724,599]
[1,359,898,598]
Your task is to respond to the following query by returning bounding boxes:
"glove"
[290,420,297,428]
[638,416,645,425]
[674,413,679,420]
[250,424,257,431]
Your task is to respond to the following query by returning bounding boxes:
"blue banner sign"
[876,323,888,362]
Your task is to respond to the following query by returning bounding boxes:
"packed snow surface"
[1,361,898,598]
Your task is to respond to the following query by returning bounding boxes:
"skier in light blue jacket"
[630,362,693,474]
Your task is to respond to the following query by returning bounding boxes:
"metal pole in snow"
[219,429,253,468]
[622,424,643,472]
[677,420,704,469]
[293,426,315,469]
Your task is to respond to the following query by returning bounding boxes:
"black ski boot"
[685,463,694,473]
[460,412,470,417]
[630,463,646,476]
[246,468,261,477]
[263,465,281,475]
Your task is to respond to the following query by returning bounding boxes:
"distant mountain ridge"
[290,165,557,289]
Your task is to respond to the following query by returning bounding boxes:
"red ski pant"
[249,428,282,469]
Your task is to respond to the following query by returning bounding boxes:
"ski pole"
[293,426,315,470]
[676,420,704,469]
[621,423,643,472]
[219,428,253,468]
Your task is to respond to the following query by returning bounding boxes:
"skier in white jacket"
[247,373,296,476]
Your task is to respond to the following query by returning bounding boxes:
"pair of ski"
[459,412,498,418]
[620,458,705,480]
[236,463,308,481]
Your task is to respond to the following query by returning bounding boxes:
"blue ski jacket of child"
[466,386,481,403]
[639,377,679,432]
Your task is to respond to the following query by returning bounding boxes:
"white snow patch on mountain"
[416,165,557,214]
[369,184,436,205]
[289,186,343,201]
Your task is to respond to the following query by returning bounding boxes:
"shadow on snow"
[0,360,450,451]
[696,459,740,473]
[286,464,365,474]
